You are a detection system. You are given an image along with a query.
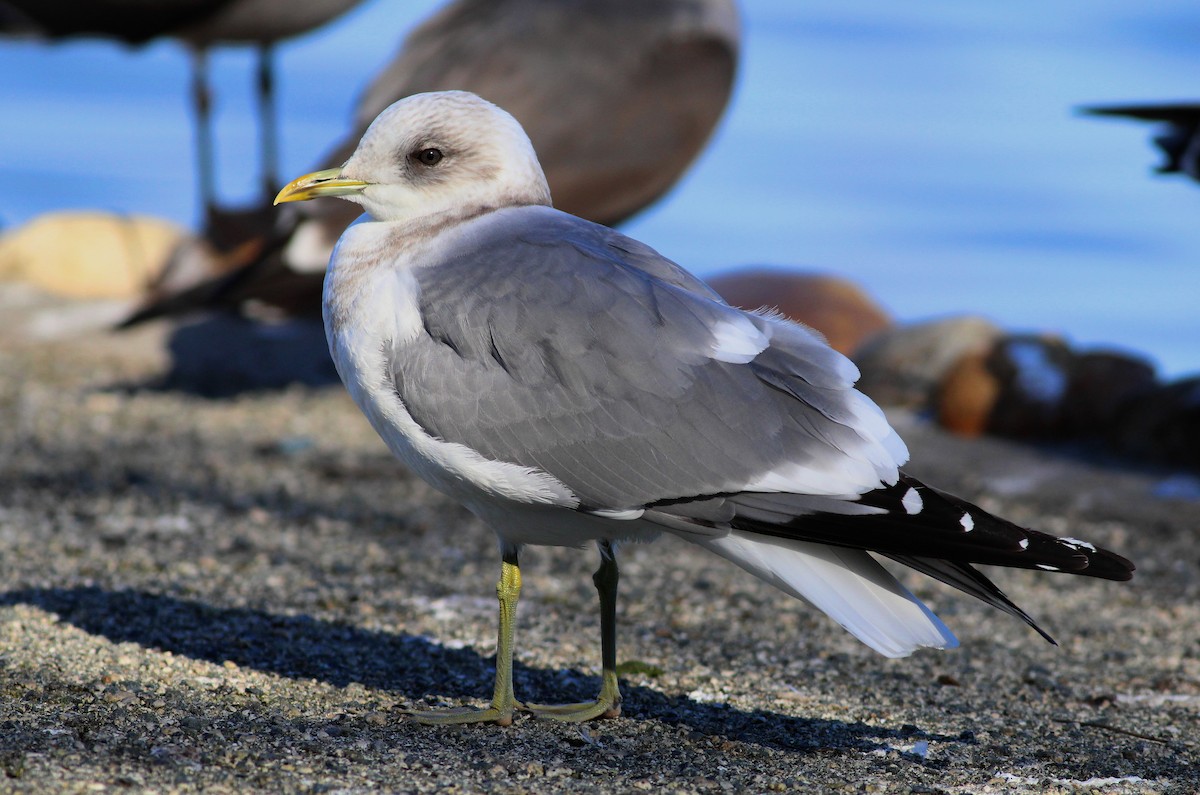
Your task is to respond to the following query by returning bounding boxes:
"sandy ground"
[1,288,1197,794]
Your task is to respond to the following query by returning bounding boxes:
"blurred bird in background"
[118,0,741,327]
[1085,102,1200,184]
[0,0,368,226]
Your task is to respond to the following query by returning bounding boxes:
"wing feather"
[393,207,901,509]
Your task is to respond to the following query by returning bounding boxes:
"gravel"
[1,290,1197,794]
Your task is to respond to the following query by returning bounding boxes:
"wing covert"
[394,208,902,509]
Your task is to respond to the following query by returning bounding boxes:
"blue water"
[2,1,1199,375]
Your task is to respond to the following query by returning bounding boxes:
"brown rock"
[935,349,1000,437]
[853,315,1003,408]
[0,211,184,299]
[706,268,892,355]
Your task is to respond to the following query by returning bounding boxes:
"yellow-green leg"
[406,549,524,725]
[526,541,622,722]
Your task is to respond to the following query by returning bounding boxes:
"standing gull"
[275,91,1134,725]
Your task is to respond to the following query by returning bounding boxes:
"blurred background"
[1,0,1198,374]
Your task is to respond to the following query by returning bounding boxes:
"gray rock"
[854,315,1003,408]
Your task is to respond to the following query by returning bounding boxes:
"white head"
[275,91,552,223]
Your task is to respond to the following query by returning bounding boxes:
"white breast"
[321,219,581,513]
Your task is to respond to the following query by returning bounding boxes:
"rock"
[0,282,131,340]
[1061,350,1158,436]
[982,334,1074,438]
[936,338,1159,443]
[1110,376,1200,468]
[706,268,892,355]
[935,349,999,437]
[936,334,1077,440]
[0,211,185,299]
[853,315,1002,408]
[937,339,1173,453]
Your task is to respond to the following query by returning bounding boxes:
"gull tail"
[647,471,1133,654]
[692,532,958,658]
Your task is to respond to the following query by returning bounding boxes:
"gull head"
[274,91,552,223]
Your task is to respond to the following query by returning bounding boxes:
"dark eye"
[413,148,443,166]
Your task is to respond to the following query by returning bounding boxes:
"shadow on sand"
[1,585,962,755]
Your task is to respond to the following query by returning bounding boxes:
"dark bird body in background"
[1085,102,1200,182]
[0,0,367,224]
[119,0,740,326]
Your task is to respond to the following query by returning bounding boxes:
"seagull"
[275,91,1135,725]
[121,0,739,325]
[0,0,367,223]
[1084,102,1200,183]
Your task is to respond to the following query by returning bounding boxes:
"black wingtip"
[1046,537,1135,582]
[1012,600,1060,653]
[889,555,1061,646]
[734,473,1136,582]
[1031,620,1058,647]
[1086,549,1136,582]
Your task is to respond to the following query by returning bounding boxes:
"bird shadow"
[0,585,961,756]
[113,313,340,398]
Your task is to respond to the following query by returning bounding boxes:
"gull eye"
[412,147,443,166]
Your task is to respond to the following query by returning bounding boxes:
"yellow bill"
[274,168,369,204]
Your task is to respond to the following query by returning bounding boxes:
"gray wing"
[394,208,900,510]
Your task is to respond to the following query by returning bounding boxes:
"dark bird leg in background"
[190,43,281,229]
[189,46,219,230]
[256,43,279,203]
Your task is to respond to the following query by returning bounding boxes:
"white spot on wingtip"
[959,512,974,532]
[1018,538,1030,550]
[1036,564,1059,571]
[901,487,923,515]
[1060,537,1096,552]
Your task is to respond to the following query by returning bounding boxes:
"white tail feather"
[695,532,958,657]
